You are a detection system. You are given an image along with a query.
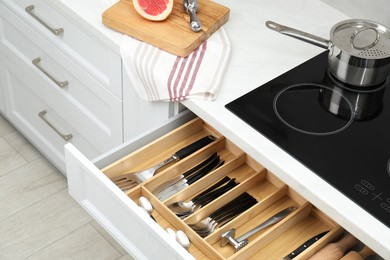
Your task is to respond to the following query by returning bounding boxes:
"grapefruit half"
[133,0,173,21]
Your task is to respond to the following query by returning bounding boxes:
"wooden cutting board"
[102,0,229,57]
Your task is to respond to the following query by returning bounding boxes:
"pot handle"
[266,21,330,49]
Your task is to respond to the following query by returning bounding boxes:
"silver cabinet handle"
[25,5,64,36]
[38,110,73,142]
[32,58,69,89]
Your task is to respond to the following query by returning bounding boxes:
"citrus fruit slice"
[133,0,173,21]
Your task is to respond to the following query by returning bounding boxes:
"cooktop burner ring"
[273,83,355,136]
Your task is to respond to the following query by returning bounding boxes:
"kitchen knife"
[282,230,329,259]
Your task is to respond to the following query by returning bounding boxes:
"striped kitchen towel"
[120,27,231,101]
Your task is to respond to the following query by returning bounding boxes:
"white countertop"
[53,0,390,258]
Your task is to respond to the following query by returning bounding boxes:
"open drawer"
[65,111,372,259]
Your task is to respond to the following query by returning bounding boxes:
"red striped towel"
[120,27,231,101]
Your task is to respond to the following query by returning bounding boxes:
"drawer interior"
[100,117,365,259]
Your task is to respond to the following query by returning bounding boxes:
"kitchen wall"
[320,0,390,27]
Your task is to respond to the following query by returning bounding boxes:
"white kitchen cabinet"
[0,0,175,173]
[65,110,367,259]
[0,61,5,114]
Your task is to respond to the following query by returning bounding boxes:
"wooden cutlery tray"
[101,117,350,259]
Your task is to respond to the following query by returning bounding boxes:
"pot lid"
[330,19,390,59]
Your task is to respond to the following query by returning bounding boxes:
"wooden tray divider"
[285,187,309,206]
[264,170,288,188]
[162,153,248,206]
[142,187,226,259]
[311,207,342,227]
[202,122,225,141]
[204,185,289,245]
[102,117,221,177]
[294,225,344,259]
[227,202,313,259]
[103,118,354,259]
[223,139,249,157]
[142,137,226,192]
[183,172,269,226]
[244,153,268,173]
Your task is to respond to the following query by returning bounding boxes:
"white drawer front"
[65,113,197,259]
[1,56,101,172]
[0,7,123,153]
[1,0,122,97]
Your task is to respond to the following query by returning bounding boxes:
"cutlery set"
[154,152,224,201]
[103,118,374,258]
[168,176,238,217]
[188,192,257,237]
[110,135,216,191]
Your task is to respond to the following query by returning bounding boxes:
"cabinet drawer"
[0,8,123,154]
[65,112,370,259]
[2,0,121,97]
[1,55,101,172]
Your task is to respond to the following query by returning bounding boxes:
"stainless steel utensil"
[183,0,202,32]
[110,135,216,191]
[221,206,297,251]
[188,193,257,237]
[157,156,224,201]
[266,20,390,87]
[168,177,237,217]
[155,153,220,197]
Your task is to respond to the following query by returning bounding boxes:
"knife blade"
[282,230,329,259]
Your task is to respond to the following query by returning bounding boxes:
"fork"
[110,135,216,191]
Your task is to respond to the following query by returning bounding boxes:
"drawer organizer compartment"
[98,117,358,259]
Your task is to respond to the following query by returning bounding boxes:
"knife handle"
[187,158,223,185]
[175,135,216,159]
[191,176,231,203]
[283,231,329,259]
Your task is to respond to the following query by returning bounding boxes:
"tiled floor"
[0,114,133,260]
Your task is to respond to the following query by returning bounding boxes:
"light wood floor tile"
[3,131,42,162]
[0,189,92,260]
[0,137,27,177]
[0,157,67,221]
[0,115,15,137]
[0,114,130,259]
[25,223,122,260]
[117,254,135,260]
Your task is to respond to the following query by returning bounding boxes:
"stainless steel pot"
[319,71,386,120]
[266,20,390,87]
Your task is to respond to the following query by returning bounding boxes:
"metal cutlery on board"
[221,206,297,252]
[153,152,225,201]
[168,176,238,218]
[110,135,216,191]
[187,192,257,237]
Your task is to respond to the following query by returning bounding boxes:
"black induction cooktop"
[226,51,390,229]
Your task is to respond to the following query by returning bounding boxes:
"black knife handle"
[194,179,238,206]
[284,230,329,259]
[183,152,218,179]
[174,135,216,159]
[191,176,231,204]
[186,158,223,185]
